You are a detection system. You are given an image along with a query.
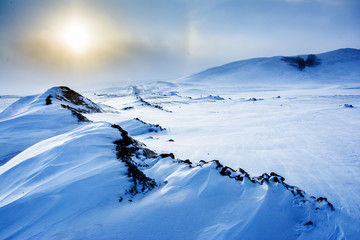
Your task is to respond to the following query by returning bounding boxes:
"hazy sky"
[1,0,359,94]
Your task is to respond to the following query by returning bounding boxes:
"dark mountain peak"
[43,86,103,114]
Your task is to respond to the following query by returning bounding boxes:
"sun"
[59,19,91,54]
[30,9,129,69]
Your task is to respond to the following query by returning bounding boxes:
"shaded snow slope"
[0,86,103,166]
[184,48,360,84]
[0,123,131,239]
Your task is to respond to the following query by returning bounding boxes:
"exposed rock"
[135,117,166,132]
[45,86,103,113]
[112,124,157,198]
[60,104,91,122]
[160,153,175,159]
[282,54,321,70]
[45,95,52,105]
[190,159,335,211]
[136,95,172,113]
[247,97,264,102]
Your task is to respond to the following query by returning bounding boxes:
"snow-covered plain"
[0,48,359,239]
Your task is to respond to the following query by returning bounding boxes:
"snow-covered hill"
[1,48,360,239]
[184,48,360,85]
[0,86,102,166]
[0,87,350,239]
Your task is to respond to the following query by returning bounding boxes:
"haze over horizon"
[1,0,359,95]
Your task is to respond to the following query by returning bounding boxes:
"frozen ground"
[0,49,359,239]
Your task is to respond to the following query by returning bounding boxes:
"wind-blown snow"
[0,123,131,239]
[0,120,349,239]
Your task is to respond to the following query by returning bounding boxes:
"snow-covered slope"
[184,48,360,85]
[0,123,130,238]
[0,86,357,239]
[0,95,21,113]
[1,47,360,239]
[0,86,103,166]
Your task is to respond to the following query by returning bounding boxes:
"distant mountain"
[183,48,360,84]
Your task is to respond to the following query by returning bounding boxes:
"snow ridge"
[111,116,336,229]
[0,86,105,166]
[44,86,103,122]
[43,86,103,114]
[176,158,335,212]
[113,117,336,220]
[112,124,157,200]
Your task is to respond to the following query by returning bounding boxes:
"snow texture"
[1,49,360,239]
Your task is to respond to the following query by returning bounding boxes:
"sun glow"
[59,20,91,54]
[23,5,133,71]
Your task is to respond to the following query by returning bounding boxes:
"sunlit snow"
[0,48,359,239]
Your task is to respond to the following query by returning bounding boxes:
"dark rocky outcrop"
[160,153,175,159]
[282,54,321,70]
[247,97,264,102]
[112,124,157,199]
[136,95,172,113]
[44,86,104,122]
[60,104,91,122]
[177,158,335,211]
[56,86,102,113]
[135,118,166,132]
[344,104,354,108]
[45,86,103,113]
[46,95,52,105]
[111,120,335,211]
